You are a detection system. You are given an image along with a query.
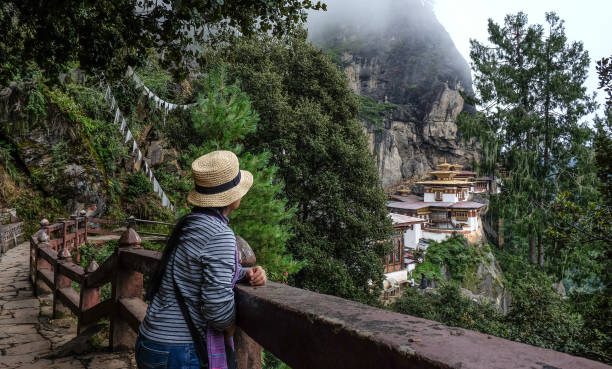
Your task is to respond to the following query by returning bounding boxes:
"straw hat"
[187,151,253,208]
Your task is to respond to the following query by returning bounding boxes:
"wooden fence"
[29,214,261,363]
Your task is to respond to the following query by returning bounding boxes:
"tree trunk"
[538,232,544,267]
[529,233,537,264]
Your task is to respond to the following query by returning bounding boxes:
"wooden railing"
[28,217,610,369]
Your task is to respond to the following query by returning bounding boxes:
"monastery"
[383,163,497,290]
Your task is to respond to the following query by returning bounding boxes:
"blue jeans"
[135,335,205,369]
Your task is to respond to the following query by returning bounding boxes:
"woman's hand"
[246,266,266,286]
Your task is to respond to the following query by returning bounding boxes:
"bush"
[125,173,152,198]
[414,236,477,282]
[393,283,505,335]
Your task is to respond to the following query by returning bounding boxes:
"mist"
[306,0,439,41]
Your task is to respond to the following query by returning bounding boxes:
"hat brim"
[187,170,253,208]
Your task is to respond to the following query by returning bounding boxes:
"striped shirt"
[139,213,247,344]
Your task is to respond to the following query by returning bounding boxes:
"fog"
[306,0,436,40]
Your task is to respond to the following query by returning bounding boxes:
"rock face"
[13,125,106,216]
[309,0,479,187]
[442,250,511,314]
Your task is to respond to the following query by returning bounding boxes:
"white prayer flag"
[125,129,132,144]
[162,194,168,207]
[110,96,116,110]
[121,117,126,127]
[104,86,110,102]
[153,178,159,193]
[120,119,126,132]
[132,140,138,153]
[114,108,121,124]
[149,169,153,181]
[137,150,142,162]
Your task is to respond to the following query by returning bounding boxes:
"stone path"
[0,242,135,368]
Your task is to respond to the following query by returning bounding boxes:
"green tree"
[185,68,300,280]
[0,0,326,84]
[210,30,393,304]
[393,283,506,335]
[596,55,612,108]
[460,12,596,266]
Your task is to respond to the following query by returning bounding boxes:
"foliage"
[394,270,610,362]
[79,240,116,268]
[125,172,152,199]
[594,108,612,204]
[0,140,18,181]
[0,0,326,85]
[568,292,612,363]
[212,30,393,304]
[67,83,126,173]
[79,241,116,300]
[545,192,611,286]
[357,94,396,131]
[596,55,612,108]
[393,283,505,335]
[503,273,586,355]
[459,12,596,266]
[414,236,478,282]
[262,351,291,369]
[183,68,301,280]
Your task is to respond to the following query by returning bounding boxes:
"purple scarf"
[192,209,238,369]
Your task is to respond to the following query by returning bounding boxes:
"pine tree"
[186,68,300,280]
[459,12,596,265]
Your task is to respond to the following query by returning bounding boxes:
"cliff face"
[309,0,479,187]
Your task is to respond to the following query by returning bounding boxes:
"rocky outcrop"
[12,125,106,217]
[443,250,511,314]
[310,0,479,187]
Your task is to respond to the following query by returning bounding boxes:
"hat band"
[195,171,241,195]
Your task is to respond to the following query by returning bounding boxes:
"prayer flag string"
[103,84,175,212]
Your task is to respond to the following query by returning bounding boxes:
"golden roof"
[437,162,453,170]
[417,180,474,185]
[430,170,458,175]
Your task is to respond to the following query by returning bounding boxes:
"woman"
[136,150,267,369]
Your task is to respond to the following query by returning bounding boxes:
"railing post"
[70,214,81,263]
[58,217,67,252]
[80,210,88,245]
[53,248,73,318]
[33,220,53,296]
[110,216,143,351]
[235,236,262,369]
[78,260,101,334]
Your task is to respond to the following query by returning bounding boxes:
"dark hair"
[145,215,189,301]
[145,206,229,301]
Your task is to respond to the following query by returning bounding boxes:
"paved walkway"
[0,242,135,368]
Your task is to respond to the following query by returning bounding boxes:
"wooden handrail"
[85,254,117,288]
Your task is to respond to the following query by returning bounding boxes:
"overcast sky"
[433,0,611,116]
